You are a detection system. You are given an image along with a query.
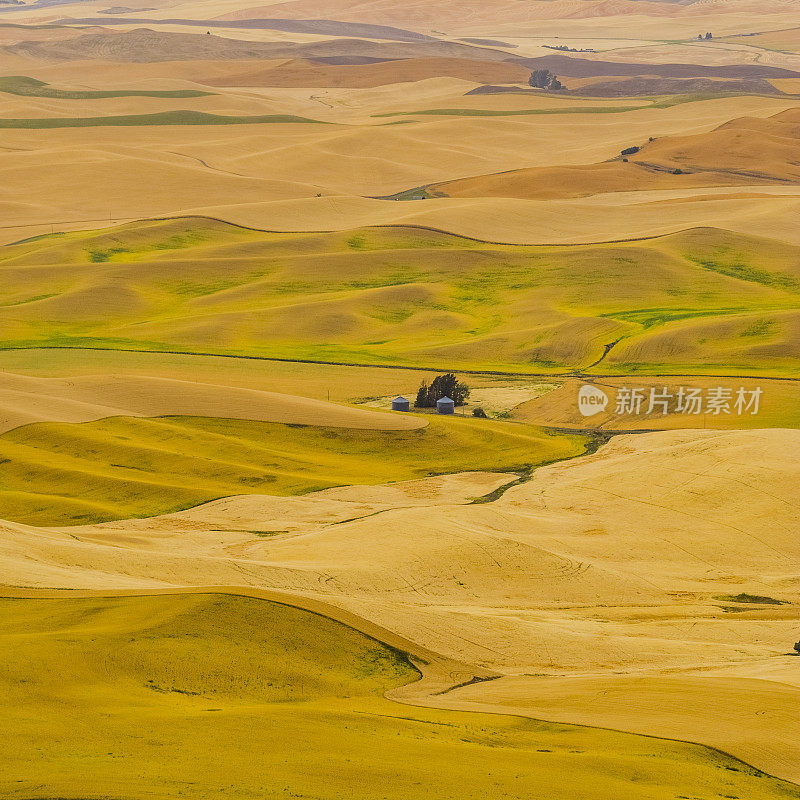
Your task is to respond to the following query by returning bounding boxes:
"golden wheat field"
[0,0,798,797]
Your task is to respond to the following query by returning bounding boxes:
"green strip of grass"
[688,255,800,292]
[0,110,326,128]
[599,306,778,329]
[0,75,212,99]
[375,105,646,118]
[714,593,789,605]
[373,93,768,119]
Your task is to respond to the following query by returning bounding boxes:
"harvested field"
[569,76,787,96]
[2,28,517,63]
[432,106,800,198]
[1,3,799,797]
[2,429,799,786]
[4,592,799,800]
[202,57,531,88]
[0,372,427,433]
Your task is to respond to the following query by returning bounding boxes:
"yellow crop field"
[2,217,799,375]
[0,414,587,524]
[1,3,799,797]
[2,593,799,800]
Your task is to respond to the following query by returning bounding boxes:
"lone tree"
[529,69,563,91]
[415,374,470,408]
[794,640,800,655]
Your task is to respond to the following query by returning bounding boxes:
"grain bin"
[436,396,455,414]
[391,396,410,412]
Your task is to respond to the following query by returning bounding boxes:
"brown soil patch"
[203,57,530,88]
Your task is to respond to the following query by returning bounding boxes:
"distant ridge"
[55,16,437,41]
[518,53,800,79]
[8,27,507,63]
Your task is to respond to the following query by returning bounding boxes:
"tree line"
[415,373,470,408]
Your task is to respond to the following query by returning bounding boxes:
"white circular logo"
[578,385,609,417]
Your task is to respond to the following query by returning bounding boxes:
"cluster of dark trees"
[528,69,563,91]
[697,32,713,39]
[415,374,470,408]
[543,44,595,53]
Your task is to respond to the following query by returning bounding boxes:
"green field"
[0,110,325,128]
[373,105,647,117]
[0,75,211,99]
[371,95,749,119]
[2,593,799,800]
[1,217,798,376]
[0,414,587,525]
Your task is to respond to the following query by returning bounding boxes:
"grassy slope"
[2,593,799,800]
[721,29,800,54]
[373,104,647,117]
[1,217,798,376]
[0,414,587,525]
[0,111,325,128]
[371,95,752,118]
[0,75,211,99]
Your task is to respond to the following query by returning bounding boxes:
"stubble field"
[1,1,799,798]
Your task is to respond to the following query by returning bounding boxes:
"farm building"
[391,396,410,412]
[436,396,455,414]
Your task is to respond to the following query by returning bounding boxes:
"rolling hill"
[9,27,797,92]
[634,106,800,182]
[1,3,799,798]
[0,372,426,433]
[0,410,584,525]
[2,216,798,375]
[3,28,522,63]
[432,106,800,199]
[201,56,531,89]
[4,592,798,800]
[2,428,799,786]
